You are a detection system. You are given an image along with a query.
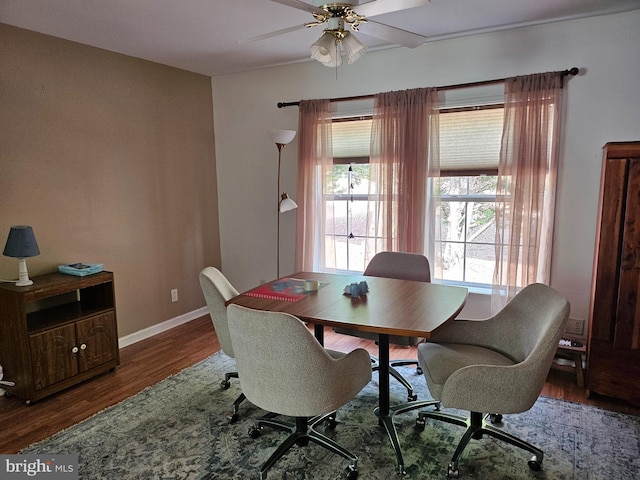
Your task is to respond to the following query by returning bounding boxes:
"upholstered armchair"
[198,266,244,422]
[415,283,570,478]
[228,304,372,480]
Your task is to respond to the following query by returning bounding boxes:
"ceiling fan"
[241,0,429,67]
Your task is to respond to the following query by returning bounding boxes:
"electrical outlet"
[171,289,178,303]
[565,317,584,336]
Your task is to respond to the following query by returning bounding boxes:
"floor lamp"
[269,129,297,278]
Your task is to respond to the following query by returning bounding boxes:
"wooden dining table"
[226,271,468,474]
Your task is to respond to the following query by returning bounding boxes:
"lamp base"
[15,258,33,287]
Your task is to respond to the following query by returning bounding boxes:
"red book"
[244,278,307,302]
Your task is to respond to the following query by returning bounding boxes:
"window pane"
[326,200,349,236]
[443,177,469,196]
[350,200,368,237]
[468,175,497,195]
[331,164,350,194]
[466,243,495,284]
[350,164,370,195]
[441,242,465,282]
[468,201,495,239]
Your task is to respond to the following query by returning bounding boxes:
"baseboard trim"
[118,307,209,349]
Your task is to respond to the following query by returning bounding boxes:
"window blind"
[331,107,504,172]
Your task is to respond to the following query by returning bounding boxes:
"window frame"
[324,103,504,286]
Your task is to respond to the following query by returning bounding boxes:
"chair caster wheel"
[416,367,423,375]
[248,426,261,439]
[227,412,239,423]
[528,457,542,471]
[489,413,503,424]
[407,393,418,401]
[345,466,358,479]
[415,417,426,431]
[220,380,230,390]
[447,463,459,478]
[326,416,338,430]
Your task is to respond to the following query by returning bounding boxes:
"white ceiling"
[1,0,639,76]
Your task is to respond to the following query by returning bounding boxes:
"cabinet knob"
[80,343,87,350]
[71,346,79,354]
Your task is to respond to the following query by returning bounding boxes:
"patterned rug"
[22,353,640,479]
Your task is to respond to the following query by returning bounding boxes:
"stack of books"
[58,263,104,276]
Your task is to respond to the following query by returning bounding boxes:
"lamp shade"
[321,45,343,68]
[279,193,298,213]
[342,32,367,64]
[269,129,296,145]
[3,226,40,258]
[310,31,336,64]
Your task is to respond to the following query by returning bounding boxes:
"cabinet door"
[615,158,640,350]
[29,324,78,390]
[76,312,118,372]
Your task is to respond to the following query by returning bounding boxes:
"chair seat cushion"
[418,342,515,399]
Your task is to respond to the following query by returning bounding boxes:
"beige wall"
[0,24,220,337]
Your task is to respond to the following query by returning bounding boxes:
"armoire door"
[588,142,640,405]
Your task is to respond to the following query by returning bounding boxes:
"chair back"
[434,283,570,414]
[491,283,570,368]
[227,304,371,418]
[471,283,569,412]
[199,267,239,358]
[365,251,431,283]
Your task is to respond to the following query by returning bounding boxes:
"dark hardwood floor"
[1,315,639,454]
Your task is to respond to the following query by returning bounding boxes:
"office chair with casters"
[414,283,570,478]
[198,266,245,423]
[335,251,431,401]
[227,305,372,480]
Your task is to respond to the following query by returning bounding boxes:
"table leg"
[374,333,407,474]
[314,324,324,346]
[374,333,440,475]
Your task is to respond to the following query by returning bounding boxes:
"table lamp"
[3,225,40,286]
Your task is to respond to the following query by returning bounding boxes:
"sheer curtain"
[294,99,333,272]
[365,88,441,268]
[492,72,565,312]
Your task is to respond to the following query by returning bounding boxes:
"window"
[324,103,504,289]
[438,175,498,288]
[437,106,503,289]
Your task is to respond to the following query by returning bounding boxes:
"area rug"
[22,352,640,479]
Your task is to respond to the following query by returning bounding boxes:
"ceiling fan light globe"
[310,32,335,63]
[342,32,367,64]
[321,47,342,67]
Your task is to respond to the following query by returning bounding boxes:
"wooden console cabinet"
[587,142,640,405]
[0,271,119,403]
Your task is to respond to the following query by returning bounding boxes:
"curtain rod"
[276,67,579,108]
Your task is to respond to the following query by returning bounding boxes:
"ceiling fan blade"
[355,0,429,18]
[270,0,327,15]
[238,24,308,45]
[359,20,426,48]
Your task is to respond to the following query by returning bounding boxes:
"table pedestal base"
[374,399,441,475]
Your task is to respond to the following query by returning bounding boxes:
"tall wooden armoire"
[587,141,640,405]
